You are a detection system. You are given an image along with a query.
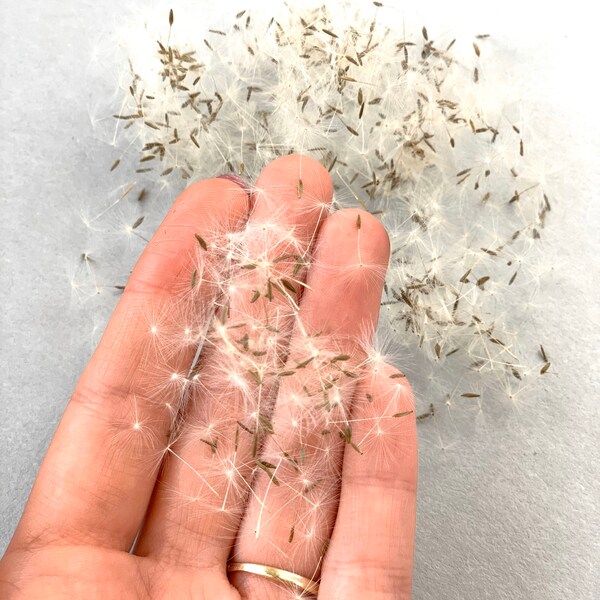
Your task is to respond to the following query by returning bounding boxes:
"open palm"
[0,155,417,599]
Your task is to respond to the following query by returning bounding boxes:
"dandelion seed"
[331,354,351,362]
[195,233,208,250]
[131,216,144,230]
[281,279,297,293]
[461,393,480,398]
[417,404,435,420]
[346,124,360,136]
[110,159,120,172]
[460,269,472,283]
[200,438,218,454]
[540,362,551,374]
[392,411,413,418]
[278,370,296,377]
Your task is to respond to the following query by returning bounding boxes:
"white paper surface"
[1,1,598,598]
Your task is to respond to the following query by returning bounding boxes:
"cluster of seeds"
[85,2,554,408]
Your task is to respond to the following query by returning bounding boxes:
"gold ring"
[227,561,320,595]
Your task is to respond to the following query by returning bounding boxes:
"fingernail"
[217,173,250,194]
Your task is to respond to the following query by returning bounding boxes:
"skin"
[0,155,417,600]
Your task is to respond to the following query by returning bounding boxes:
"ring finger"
[230,209,390,599]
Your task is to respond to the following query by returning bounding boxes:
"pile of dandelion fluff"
[84,1,557,420]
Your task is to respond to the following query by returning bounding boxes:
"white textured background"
[1,1,598,599]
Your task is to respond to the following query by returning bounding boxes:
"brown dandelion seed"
[132,216,144,230]
[295,356,315,369]
[393,411,413,418]
[195,233,208,251]
[417,404,435,420]
[281,279,297,294]
[110,159,120,172]
[540,363,551,375]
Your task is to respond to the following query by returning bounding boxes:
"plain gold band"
[227,561,320,595]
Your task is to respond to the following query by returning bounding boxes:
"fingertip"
[254,153,334,209]
[321,208,390,265]
[177,176,250,216]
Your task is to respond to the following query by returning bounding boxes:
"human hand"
[0,155,417,599]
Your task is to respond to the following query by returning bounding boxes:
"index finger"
[8,177,249,552]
